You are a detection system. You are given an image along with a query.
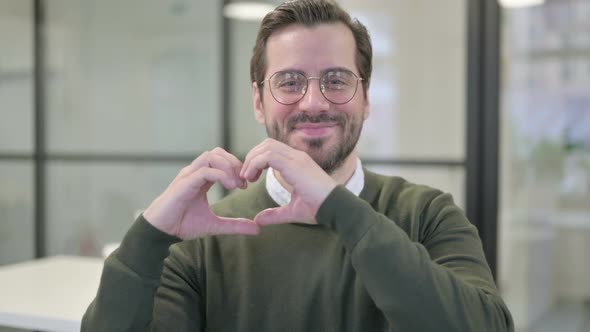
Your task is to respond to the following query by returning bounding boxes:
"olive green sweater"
[82,170,513,331]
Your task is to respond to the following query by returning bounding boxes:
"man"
[82,0,513,331]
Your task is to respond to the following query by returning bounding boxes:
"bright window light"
[223,2,275,21]
[499,0,545,8]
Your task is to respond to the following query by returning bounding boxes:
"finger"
[177,167,240,197]
[181,153,242,188]
[241,141,295,181]
[250,169,263,183]
[240,142,265,179]
[176,152,211,179]
[254,207,296,226]
[207,151,244,187]
[170,153,211,186]
[181,149,242,179]
[210,147,244,182]
[241,139,292,179]
[206,217,260,236]
[242,150,292,182]
[241,150,270,182]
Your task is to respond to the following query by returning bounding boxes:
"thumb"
[207,217,260,236]
[254,207,295,226]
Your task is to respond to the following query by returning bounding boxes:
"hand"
[143,148,260,240]
[240,138,338,226]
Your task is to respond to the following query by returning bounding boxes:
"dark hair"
[250,0,372,97]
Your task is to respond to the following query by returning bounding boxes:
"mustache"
[287,113,345,130]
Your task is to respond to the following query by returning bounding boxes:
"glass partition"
[498,1,590,330]
[0,0,34,267]
[44,0,222,154]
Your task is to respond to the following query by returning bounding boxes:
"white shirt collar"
[266,158,364,207]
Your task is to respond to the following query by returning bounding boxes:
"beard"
[266,112,363,174]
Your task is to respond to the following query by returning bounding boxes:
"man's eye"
[325,78,350,90]
[278,80,303,89]
[324,72,354,89]
[328,79,346,85]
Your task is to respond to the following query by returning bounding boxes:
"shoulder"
[363,169,466,239]
[363,169,448,214]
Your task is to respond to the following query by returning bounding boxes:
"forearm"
[316,186,514,331]
[350,215,511,331]
[81,215,180,332]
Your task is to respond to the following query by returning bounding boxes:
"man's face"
[253,22,369,174]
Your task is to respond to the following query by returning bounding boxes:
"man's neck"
[273,151,359,193]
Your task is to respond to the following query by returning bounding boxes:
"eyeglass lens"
[268,70,360,105]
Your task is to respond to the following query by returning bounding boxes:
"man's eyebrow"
[320,67,354,75]
[276,68,306,75]
[276,67,354,76]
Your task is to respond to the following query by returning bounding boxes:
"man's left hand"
[240,138,337,225]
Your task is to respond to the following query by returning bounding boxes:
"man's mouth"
[292,122,338,137]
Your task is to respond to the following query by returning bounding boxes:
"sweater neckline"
[247,167,381,209]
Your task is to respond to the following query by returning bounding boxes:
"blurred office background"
[0,0,588,331]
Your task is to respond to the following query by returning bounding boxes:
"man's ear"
[252,82,265,125]
[362,89,370,120]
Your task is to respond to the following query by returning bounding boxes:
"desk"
[0,256,103,332]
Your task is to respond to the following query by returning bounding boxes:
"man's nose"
[299,78,330,111]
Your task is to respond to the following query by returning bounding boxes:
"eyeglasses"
[260,69,364,105]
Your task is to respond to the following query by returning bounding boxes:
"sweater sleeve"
[315,186,514,332]
[81,215,203,332]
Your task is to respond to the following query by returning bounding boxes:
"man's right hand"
[143,147,260,240]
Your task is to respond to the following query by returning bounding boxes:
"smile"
[292,122,338,137]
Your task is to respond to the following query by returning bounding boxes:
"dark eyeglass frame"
[259,69,364,105]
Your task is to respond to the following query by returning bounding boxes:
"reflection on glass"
[45,0,221,154]
[499,1,590,330]
[46,162,223,257]
[0,162,34,265]
[0,0,33,153]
